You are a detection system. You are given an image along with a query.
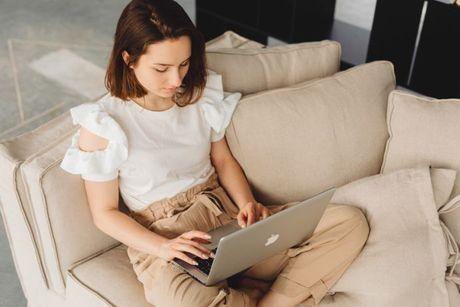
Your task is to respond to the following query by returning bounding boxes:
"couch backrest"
[225,61,396,205]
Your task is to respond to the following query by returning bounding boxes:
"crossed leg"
[128,203,369,307]
[241,204,370,307]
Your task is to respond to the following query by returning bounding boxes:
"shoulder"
[198,69,243,142]
[60,94,129,181]
[69,95,128,145]
[70,94,127,151]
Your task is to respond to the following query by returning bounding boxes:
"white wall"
[332,0,378,65]
[334,0,377,30]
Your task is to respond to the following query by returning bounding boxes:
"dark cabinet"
[196,0,336,44]
[410,1,460,98]
[367,0,460,98]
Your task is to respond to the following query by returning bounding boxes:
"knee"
[337,205,370,248]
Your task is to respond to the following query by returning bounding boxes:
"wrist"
[237,199,258,209]
[148,232,168,256]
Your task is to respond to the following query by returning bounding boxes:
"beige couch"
[1,31,459,307]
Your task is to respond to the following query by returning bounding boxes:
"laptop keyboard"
[194,248,217,275]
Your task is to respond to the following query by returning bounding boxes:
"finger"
[173,251,198,266]
[172,242,210,259]
[182,239,212,255]
[254,211,261,222]
[192,237,212,244]
[182,230,212,240]
[261,208,270,219]
[247,205,255,226]
[237,211,247,228]
[257,205,268,219]
[254,205,262,221]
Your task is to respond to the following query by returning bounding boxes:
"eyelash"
[155,62,189,73]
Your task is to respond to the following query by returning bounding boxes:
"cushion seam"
[66,271,114,307]
[17,124,80,292]
[206,40,337,55]
[380,92,396,173]
[5,162,50,291]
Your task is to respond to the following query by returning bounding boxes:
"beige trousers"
[126,172,369,307]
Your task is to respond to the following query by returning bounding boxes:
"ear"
[122,51,133,68]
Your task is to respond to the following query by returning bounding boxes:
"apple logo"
[265,234,279,246]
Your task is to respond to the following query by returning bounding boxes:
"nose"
[168,69,182,88]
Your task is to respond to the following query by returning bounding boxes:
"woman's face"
[124,35,192,99]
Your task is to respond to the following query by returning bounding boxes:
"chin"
[152,91,171,98]
[159,89,176,98]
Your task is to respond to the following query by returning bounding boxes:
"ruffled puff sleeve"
[199,69,242,142]
[60,102,128,182]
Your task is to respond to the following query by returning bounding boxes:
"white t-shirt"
[60,69,242,212]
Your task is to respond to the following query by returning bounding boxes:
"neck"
[131,93,175,111]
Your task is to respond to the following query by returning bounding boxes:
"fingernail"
[210,252,215,258]
[203,254,208,259]
[205,234,211,239]
[193,261,198,265]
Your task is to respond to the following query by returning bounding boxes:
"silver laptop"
[172,187,335,286]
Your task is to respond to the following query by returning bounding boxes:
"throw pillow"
[381,90,460,199]
[225,61,396,205]
[205,30,265,50]
[206,40,341,95]
[322,167,449,307]
[380,90,460,276]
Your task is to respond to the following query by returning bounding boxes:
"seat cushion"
[66,244,151,307]
[225,61,396,205]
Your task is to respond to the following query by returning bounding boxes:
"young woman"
[60,0,369,306]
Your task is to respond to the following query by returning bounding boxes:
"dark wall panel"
[292,0,335,42]
[196,0,335,44]
[197,0,260,28]
[259,0,296,40]
[410,1,460,98]
[196,9,267,45]
[367,0,425,85]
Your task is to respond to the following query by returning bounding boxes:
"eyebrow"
[153,56,191,66]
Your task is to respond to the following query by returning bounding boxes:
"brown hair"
[105,0,207,106]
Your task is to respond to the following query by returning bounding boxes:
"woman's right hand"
[156,230,214,265]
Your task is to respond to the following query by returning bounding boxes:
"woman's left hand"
[237,201,271,228]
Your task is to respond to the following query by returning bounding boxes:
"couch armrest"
[0,111,119,298]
